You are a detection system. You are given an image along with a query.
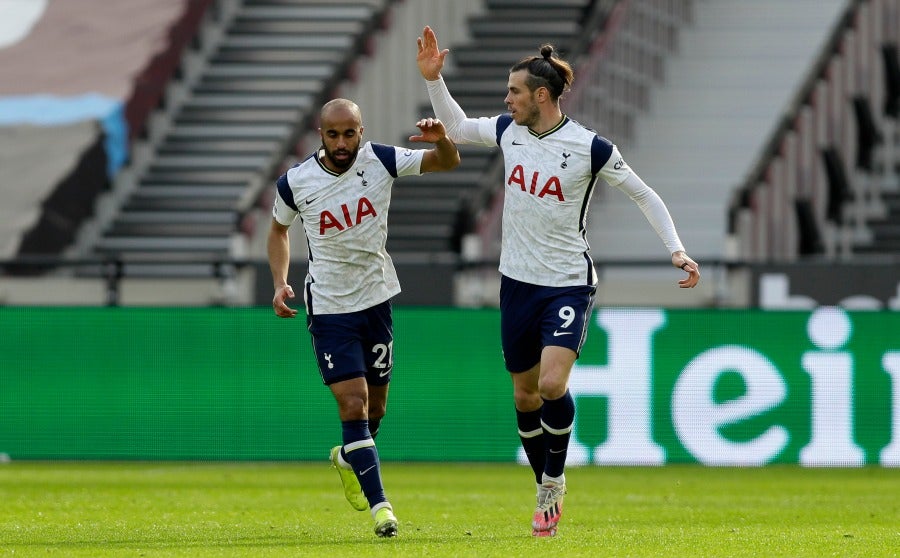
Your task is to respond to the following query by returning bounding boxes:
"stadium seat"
[821,146,853,225]
[794,198,825,256]
[851,95,884,172]
[882,43,900,119]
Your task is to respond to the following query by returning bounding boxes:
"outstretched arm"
[416,26,490,145]
[409,117,460,173]
[613,172,700,288]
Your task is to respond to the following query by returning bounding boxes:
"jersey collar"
[315,148,354,177]
[528,115,569,139]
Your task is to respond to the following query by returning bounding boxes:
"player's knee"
[537,376,567,401]
[337,394,368,420]
[368,404,386,420]
[513,388,541,411]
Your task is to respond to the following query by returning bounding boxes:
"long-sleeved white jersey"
[426,76,684,287]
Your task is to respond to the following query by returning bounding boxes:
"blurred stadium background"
[0,0,898,466]
[0,0,897,308]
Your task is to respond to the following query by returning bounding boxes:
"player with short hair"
[416,26,700,537]
[268,98,460,538]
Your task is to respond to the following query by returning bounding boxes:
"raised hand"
[416,25,448,80]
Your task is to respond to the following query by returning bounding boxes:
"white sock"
[337,448,352,470]
[371,501,392,518]
[542,472,565,485]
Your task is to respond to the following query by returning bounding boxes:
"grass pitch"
[0,461,897,557]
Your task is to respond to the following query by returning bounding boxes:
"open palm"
[416,25,448,80]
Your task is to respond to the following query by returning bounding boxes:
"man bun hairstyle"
[540,44,555,60]
[510,44,575,101]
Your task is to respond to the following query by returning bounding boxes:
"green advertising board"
[0,307,896,465]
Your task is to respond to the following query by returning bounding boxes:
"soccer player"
[267,98,460,537]
[415,26,700,537]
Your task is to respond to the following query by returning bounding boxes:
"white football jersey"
[272,141,425,314]
[466,114,630,286]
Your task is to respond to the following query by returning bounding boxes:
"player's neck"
[530,110,565,135]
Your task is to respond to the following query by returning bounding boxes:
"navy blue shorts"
[499,275,596,373]
[305,300,393,386]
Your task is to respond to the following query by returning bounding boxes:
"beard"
[322,145,358,170]
[513,101,541,128]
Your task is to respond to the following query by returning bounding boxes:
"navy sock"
[541,390,575,479]
[340,419,387,507]
[516,407,546,484]
[368,416,382,439]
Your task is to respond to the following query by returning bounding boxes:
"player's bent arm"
[421,136,460,173]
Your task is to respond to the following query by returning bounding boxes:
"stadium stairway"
[77,0,391,276]
[381,0,604,259]
[584,0,849,262]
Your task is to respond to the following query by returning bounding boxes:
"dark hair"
[509,44,574,101]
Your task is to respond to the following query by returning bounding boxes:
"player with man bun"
[416,25,699,536]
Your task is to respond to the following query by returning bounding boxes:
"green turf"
[0,462,897,557]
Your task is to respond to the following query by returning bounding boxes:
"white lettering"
[759,274,816,309]
[799,307,865,466]
[673,346,788,466]
[760,273,900,310]
[837,295,882,310]
[879,352,900,466]
[570,309,667,465]
[890,285,900,310]
[516,305,898,467]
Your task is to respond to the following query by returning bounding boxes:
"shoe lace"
[536,482,566,510]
